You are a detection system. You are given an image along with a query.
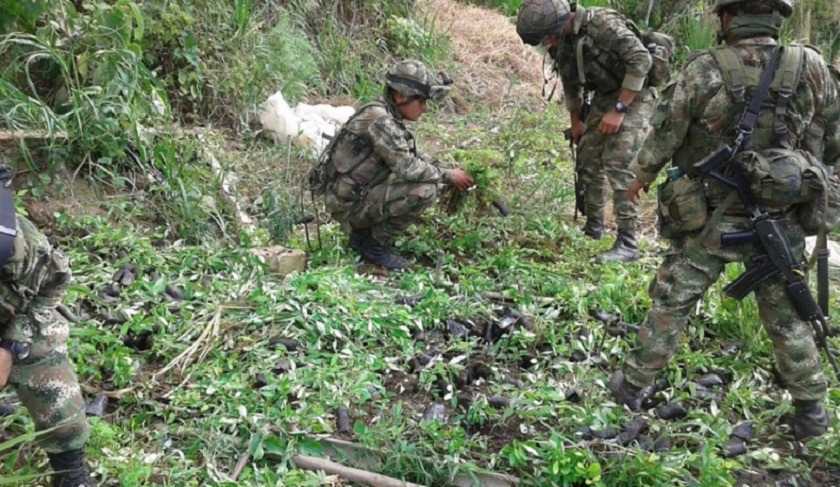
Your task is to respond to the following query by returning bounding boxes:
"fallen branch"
[231,451,251,481]
[0,130,67,142]
[291,454,425,487]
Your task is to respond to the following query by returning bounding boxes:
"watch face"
[16,342,30,360]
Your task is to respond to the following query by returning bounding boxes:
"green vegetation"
[0,0,838,486]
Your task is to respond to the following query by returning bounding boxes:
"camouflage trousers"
[622,214,827,401]
[1,215,89,453]
[331,175,438,243]
[577,90,655,230]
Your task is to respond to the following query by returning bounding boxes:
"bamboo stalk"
[291,454,426,487]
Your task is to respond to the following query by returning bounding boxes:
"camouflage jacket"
[632,37,840,184]
[551,5,653,114]
[0,214,70,320]
[325,97,453,210]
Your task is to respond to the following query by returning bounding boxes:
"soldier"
[317,60,474,270]
[516,0,657,263]
[0,166,95,486]
[611,0,840,440]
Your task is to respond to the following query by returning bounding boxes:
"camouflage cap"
[516,0,572,46]
[712,0,793,18]
[385,59,453,102]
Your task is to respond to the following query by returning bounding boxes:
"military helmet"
[516,0,572,46]
[712,0,793,18]
[385,59,453,102]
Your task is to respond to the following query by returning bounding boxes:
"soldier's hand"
[451,169,475,191]
[0,347,11,388]
[571,119,586,143]
[627,178,649,205]
[598,110,624,135]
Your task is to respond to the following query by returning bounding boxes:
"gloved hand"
[0,347,11,388]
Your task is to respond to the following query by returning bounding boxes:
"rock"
[103,313,127,326]
[250,246,306,276]
[101,283,121,299]
[466,362,492,384]
[112,264,137,287]
[423,403,446,423]
[617,417,648,446]
[653,436,671,452]
[564,389,581,403]
[731,421,755,442]
[164,284,186,301]
[396,294,425,307]
[268,338,298,352]
[0,403,14,417]
[272,358,294,375]
[569,349,586,363]
[446,320,470,338]
[253,373,269,388]
[686,382,709,400]
[520,352,537,370]
[721,340,744,356]
[592,426,619,440]
[697,373,725,388]
[590,309,618,324]
[606,326,627,338]
[488,396,512,410]
[574,425,594,441]
[336,406,353,434]
[85,394,108,417]
[721,437,747,458]
[637,435,654,451]
[655,402,687,421]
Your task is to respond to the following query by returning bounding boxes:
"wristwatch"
[0,338,31,361]
[614,101,628,114]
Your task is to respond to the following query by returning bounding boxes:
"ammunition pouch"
[657,175,709,233]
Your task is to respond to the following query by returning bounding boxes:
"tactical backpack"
[307,106,374,197]
[709,44,840,234]
[634,29,676,87]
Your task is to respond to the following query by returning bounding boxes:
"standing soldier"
[611,0,840,440]
[312,60,474,270]
[0,165,95,486]
[516,0,658,263]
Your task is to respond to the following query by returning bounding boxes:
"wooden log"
[292,454,425,487]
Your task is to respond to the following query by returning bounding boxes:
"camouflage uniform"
[621,37,840,404]
[1,214,90,452]
[550,5,655,232]
[324,99,454,244]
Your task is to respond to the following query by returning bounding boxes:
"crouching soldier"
[311,59,474,270]
[0,165,95,486]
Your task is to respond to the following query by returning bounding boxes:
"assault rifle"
[563,98,590,221]
[693,48,838,379]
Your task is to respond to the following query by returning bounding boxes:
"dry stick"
[291,454,426,487]
[154,307,223,379]
[231,451,251,481]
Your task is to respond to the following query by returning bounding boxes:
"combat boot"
[582,219,604,240]
[610,371,644,412]
[348,229,369,251]
[791,399,828,440]
[596,228,640,264]
[49,449,97,487]
[361,237,409,270]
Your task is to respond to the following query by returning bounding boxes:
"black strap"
[0,185,17,270]
[385,74,434,99]
[735,46,783,150]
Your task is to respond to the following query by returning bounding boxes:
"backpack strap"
[710,46,751,103]
[772,45,804,145]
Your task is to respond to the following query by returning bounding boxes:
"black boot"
[610,371,644,412]
[582,219,604,240]
[596,228,640,264]
[361,238,409,270]
[348,229,369,252]
[49,449,97,487]
[791,399,828,440]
